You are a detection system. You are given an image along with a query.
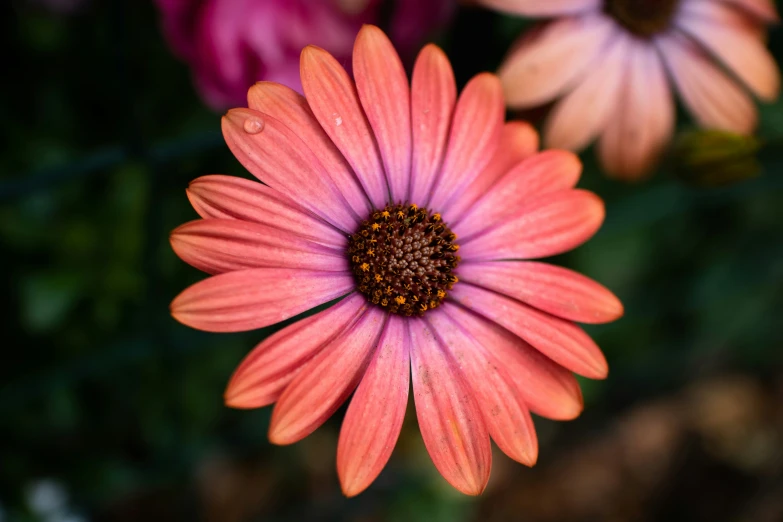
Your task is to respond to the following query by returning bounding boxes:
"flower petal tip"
[457,478,489,497]
[339,474,370,498]
[223,394,256,410]
[267,423,297,446]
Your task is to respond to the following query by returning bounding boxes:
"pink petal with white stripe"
[453,150,581,239]
[300,45,389,208]
[409,44,458,204]
[457,261,623,324]
[186,175,346,248]
[449,284,608,379]
[170,268,354,332]
[408,318,491,495]
[224,294,367,409]
[658,34,757,133]
[171,219,347,275]
[498,14,616,108]
[598,40,675,179]
[337,315,410,497]
[443,304,585,420]
[222,109,358,232]
[459,190,605,262]
[677,1,780,101]
[353,25,412,203]
[444,121,539,223]
[247,82,372,218]
[268,305,386,445]
[479,0,600,18]
[428,73,504,210]
[544,32,629,151]
[428,307,538,466]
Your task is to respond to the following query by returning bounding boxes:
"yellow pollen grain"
[381,211,390,219]
[432,213,441,221]
[410,203,418,210]
[437,290,446,298]
[396,210,405,219]
[360,263,370,272]
[367,248,374,256]
[385,286,392,295]
[371,223,381,231]
[395,296,406,305]
[374,274,382,282]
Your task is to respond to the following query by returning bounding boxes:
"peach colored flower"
[170,25,623,496]
[480,0,781,179]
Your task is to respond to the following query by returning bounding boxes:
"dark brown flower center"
[604,0,680,37]
[347,203,460,316]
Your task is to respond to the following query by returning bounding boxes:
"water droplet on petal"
[332,112,343,127]
[243,117,264,134]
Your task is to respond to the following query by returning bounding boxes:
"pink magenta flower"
[169,25,623,496]
[155,0,453,109]
[480,0,781,179]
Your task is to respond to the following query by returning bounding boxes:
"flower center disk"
[348,204,460,316]
[604,0,680,37]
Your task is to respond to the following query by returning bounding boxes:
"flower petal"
[428,73,505,211]
[224,294,368,409]
[677,1,780,101]
[409,44,458,205]
[498,14,616,108]
[353,25,412,203]
[337,315,410,497]
[457,261,623,324]
[444,121,540,223]
[719,0,779,22]
[222,108,359,232]
[657,33,757,133]
[459,190,605,262]
[597,39,675,180]
[449,283,608,379]
[171,219,347,275]
[543,31,629,151]
[247,82,372,219]
[452,150,581,239]
[428,306,538,466]
[186,175,346,248]
[408,318,491,495]
[479,0,600,17]
[443,303,584,420]
[300,45,389,208]
[268,305,387,445]
[170,268,354,332]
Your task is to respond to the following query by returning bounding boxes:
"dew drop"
[332,112,343,127]
[243,117,264,134]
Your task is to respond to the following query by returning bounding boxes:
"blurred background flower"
[480,0,781,179]
[154,0,454,109]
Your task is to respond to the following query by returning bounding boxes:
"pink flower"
[170,25,623,496]
[155,0,453,109]
[480,0,781,179]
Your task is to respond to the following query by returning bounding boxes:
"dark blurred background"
[2,1,783,521]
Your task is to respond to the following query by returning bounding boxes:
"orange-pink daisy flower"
[170,25,623,496]
[480,0,781,179]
